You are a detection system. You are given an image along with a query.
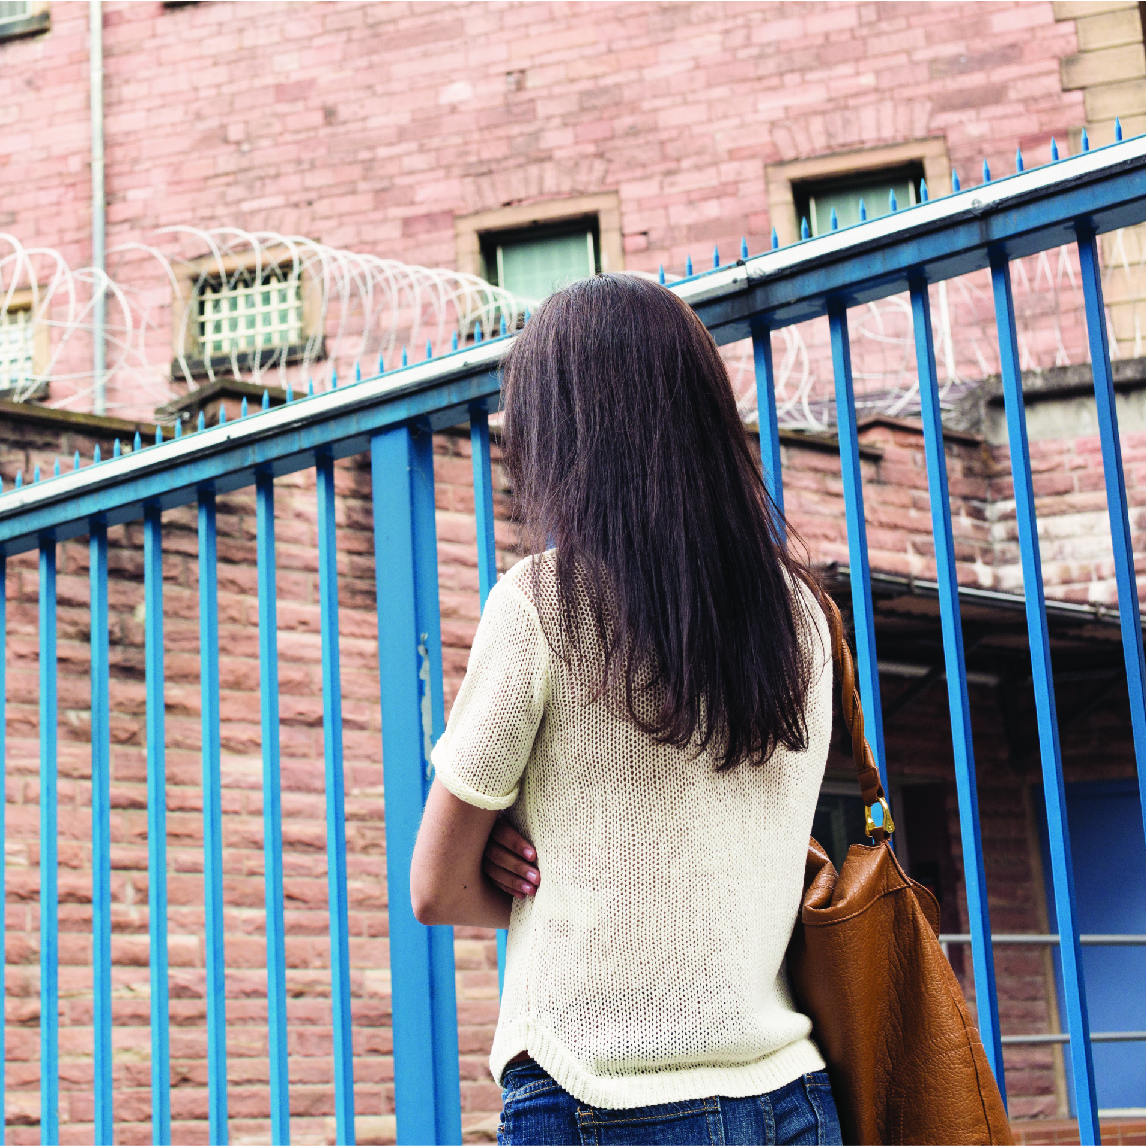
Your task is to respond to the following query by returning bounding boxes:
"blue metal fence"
[2,134,1146,1145]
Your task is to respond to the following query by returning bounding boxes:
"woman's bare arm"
[411,779,529,929]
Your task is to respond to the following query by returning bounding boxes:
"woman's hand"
[482,816,541,900]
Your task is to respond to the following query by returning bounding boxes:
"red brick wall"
[0,1,1089,415]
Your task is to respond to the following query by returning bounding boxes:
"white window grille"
[197,266,303,359]
[0,307,35,391]
[0,2,29,25]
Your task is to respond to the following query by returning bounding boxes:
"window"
[481,217,599,304]
[197,266,304,359]
[455,193,623,312]
[172,251,321,378]
[0,306,35,391]
[795,163,925,238]
[765,141,951,247]
[0,1,50,41]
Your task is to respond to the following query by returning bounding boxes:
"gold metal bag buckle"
[865,797,895,839]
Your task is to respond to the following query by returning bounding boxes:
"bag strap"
[815,590,893,843]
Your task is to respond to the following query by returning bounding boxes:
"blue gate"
[2,134,1146,1145]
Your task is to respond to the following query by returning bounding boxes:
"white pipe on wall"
[90,0,106,415]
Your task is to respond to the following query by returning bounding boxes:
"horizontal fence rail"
[0,136,1144,1145]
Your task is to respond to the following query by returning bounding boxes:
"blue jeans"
[497,1059,843,1145]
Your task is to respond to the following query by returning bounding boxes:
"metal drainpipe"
[90,0,106,414]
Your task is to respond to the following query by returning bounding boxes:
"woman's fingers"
[483,816,539,899]
[490,817,536,863]
[483,854,536,898]
[486,841,539,885]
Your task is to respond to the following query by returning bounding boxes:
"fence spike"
[920,178,929,202]
[771,226,779,250]
[306,379,314,398]
[426,338,433,359]
[355,359,362,381]
[800,217,809,240]
[219,404,227,424]
[686,254,693,275]
[15,470,22,488]
[740,237,748,259]
[658,265,665,284]
[155,425,163,445]
[830,207,839,230]
[1082,127,1090,151]
[174,419,182,439]
[524,308,531,323]
[262,390,270,411]
[378,352,385,375]
[451,330,459,351]
[0,476,4,493]
[858,199,867,222]
[499,315,506,336]
[331,367,338,389]
[73,451,80,471]
[53,459,60,477]
[401,346,408,366]
[197,411,206,432]
[34,465,40,483]
[114,439,122,457]
[1116,117,1123,142]
[1051,137,1059,161]
[982,158,991,183]
[713,245,720,268]
[284,385,292,404]
[889,187,898,212]
[952,169,961,192]
[133,431,142,452]
[94,445,101,464]
[241,397,248,418]
[474,321,483,343]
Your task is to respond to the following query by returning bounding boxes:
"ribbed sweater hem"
[492,1023,826,1110]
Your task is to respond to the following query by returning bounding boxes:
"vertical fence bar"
[751,320,785,521]
[1076,221,1146,842]
[0,553,5,1146]
[373,425,462,1146]
[315,451,355,1144]
[990,251,1099,1142]
[144,504,172,1146]
[39,537,58,1146]
[90,521,112,1145]
[469,407,508,995]
[256,469,290,1143]
[827,301,889,789]
[909,278,1006,1095]
[198,488,229,1145]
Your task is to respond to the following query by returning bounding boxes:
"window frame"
[795,161,926,238]
[766,140,952,248]
[171,248,325,380]
[480,214,601,301]
[0,288,49,397]
[0,1,50,43]
[456,192,623,295]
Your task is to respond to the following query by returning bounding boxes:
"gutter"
[90,0,106,415]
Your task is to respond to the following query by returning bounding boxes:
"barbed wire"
[0,228,1139,427]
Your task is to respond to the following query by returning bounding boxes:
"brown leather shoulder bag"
[787,592,1014,1146]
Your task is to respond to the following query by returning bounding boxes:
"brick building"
[0,1,1145,1142]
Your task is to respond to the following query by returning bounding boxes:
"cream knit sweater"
[431,554,833,1110]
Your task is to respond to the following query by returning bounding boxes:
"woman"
[410,274,841,1145]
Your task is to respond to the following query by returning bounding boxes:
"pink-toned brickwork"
[0,0,1138,1138]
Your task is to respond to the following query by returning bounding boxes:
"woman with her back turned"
[410,274,842,1145]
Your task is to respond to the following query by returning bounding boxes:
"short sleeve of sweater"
[431,574,549,811]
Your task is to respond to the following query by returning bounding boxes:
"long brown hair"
[501,273,818,770]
